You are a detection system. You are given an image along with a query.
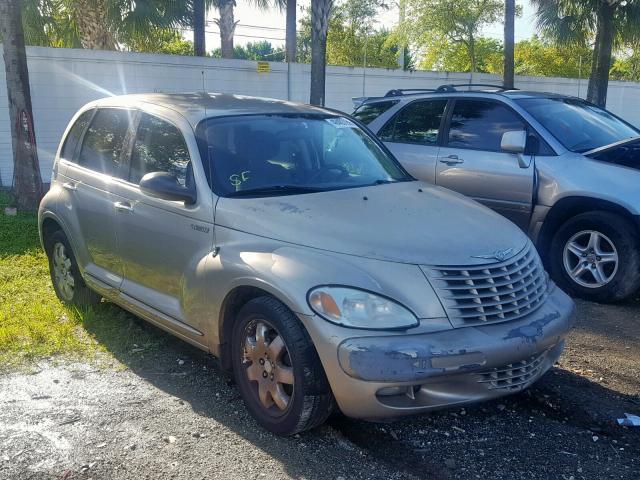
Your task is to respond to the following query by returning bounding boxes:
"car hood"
[215,181,529,266]
[585,136,640,170]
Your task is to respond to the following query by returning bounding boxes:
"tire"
[231,296,333,435]
[45,230,101,307]
[549,211,640,302]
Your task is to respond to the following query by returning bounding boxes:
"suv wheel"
[231,296,333,435]
[549,211,640,302]
[46,230,101,307]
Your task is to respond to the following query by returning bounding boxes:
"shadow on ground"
[75,298,640,480]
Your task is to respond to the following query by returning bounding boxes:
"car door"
[378,99,448,184]
[436,98,535,230]
[60,107,133,289]
[109,109,215,337]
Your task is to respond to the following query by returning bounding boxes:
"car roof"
[88,92,333,126]
[359,89,579,105]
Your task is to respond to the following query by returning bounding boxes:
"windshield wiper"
[227,185,326,197]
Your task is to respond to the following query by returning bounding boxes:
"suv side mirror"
[139,172,196,205]
[501,130,531,168]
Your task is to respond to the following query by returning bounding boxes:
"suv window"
[78,108,132,176]
[352,100,398,125]
[61,110,93,161]
[447,100,525,151]
[379,100,447,145]
[129,113,191,185]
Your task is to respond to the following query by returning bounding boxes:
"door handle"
[440,155,464,165]
[62,182,77,191]
[114,201,134,213]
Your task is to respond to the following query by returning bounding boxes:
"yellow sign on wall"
[257,61,270,74]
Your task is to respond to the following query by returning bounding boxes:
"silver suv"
[39,93,574,435]
[356,85,640,303]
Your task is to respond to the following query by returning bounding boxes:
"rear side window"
[447,100,525,151]
[60,110,93,161]
[78,108,132,176]
[379,99,447,145]
[352,100,398,125]
[129,113,191,185]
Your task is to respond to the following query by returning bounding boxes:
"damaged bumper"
[301,282,575,420]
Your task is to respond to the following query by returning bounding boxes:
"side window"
[379,100,447,145]
[78,108,132,176]
[352,100,398,125]
[447,100,525,151]
[129,113,191,185]
[60,110,93,162]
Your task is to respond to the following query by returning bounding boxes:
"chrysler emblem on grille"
[471,247,514,262]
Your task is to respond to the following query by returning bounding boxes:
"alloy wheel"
[241,320,295,415]
[563,230,618,288]
[52,242,75,301]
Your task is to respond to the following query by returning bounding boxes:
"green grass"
[0,199,167,370]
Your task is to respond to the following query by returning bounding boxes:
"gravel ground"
[1,298,639,480]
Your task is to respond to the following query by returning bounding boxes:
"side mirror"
[139,172,196,205]
[501,130,531,168]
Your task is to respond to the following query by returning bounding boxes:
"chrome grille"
[425,243,548,327]
[477,352,546,390]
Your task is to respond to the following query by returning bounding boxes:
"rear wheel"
[46,231,101,307]
[549,211,640,302]
[231,296,333,435]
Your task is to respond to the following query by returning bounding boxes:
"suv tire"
[231,296,333,435]
[549,211,640,302]
[46,230,101,307]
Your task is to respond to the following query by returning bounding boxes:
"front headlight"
[307,286,419,330]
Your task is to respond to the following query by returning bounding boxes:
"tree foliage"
[400,0,506,72]
[211,41,286,61]
[298,2,408,69]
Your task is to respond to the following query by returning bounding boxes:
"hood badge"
[472,248,514,262]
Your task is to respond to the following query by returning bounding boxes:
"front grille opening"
[426,244,548,326]
[477,352,546,390]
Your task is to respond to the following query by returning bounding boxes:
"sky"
[194,0,539,51]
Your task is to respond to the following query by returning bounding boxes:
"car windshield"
[516,97,640,153]
[199,114,411,196]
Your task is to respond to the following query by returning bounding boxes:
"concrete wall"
[2,46,640,186]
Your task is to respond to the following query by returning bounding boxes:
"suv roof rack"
[383,83,518,97]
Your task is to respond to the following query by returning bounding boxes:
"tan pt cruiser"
[39,93,575,435]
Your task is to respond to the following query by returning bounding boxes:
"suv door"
[378,99,448,183]
[61,107,133,289]
[109,110,214,336]
[436,99,535,229]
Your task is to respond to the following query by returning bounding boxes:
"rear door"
[377,99,448,184]
[436,99,535,229]
[61,107,133,289]
[109,109,214,337]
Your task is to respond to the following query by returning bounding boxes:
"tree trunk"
[194,0,206,56]
[0,0,43,210]
[587,2,615,107]
[503,0,515,89]
[310,0,333,106]
[218,0,236,59]
[73,0,116,50]
[469,34,476,73]
[285,0,297,63]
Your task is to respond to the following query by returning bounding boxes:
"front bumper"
[300,283,575,420]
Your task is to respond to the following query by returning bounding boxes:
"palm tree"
[310,0,333,105]
[503,0,515,89]
[532,0,640,107]
[285,0,296,62]
[194,0,207,55]
[0,0,43,210]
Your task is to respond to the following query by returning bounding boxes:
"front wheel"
[549,211,640,302]
[231,296,333,435]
